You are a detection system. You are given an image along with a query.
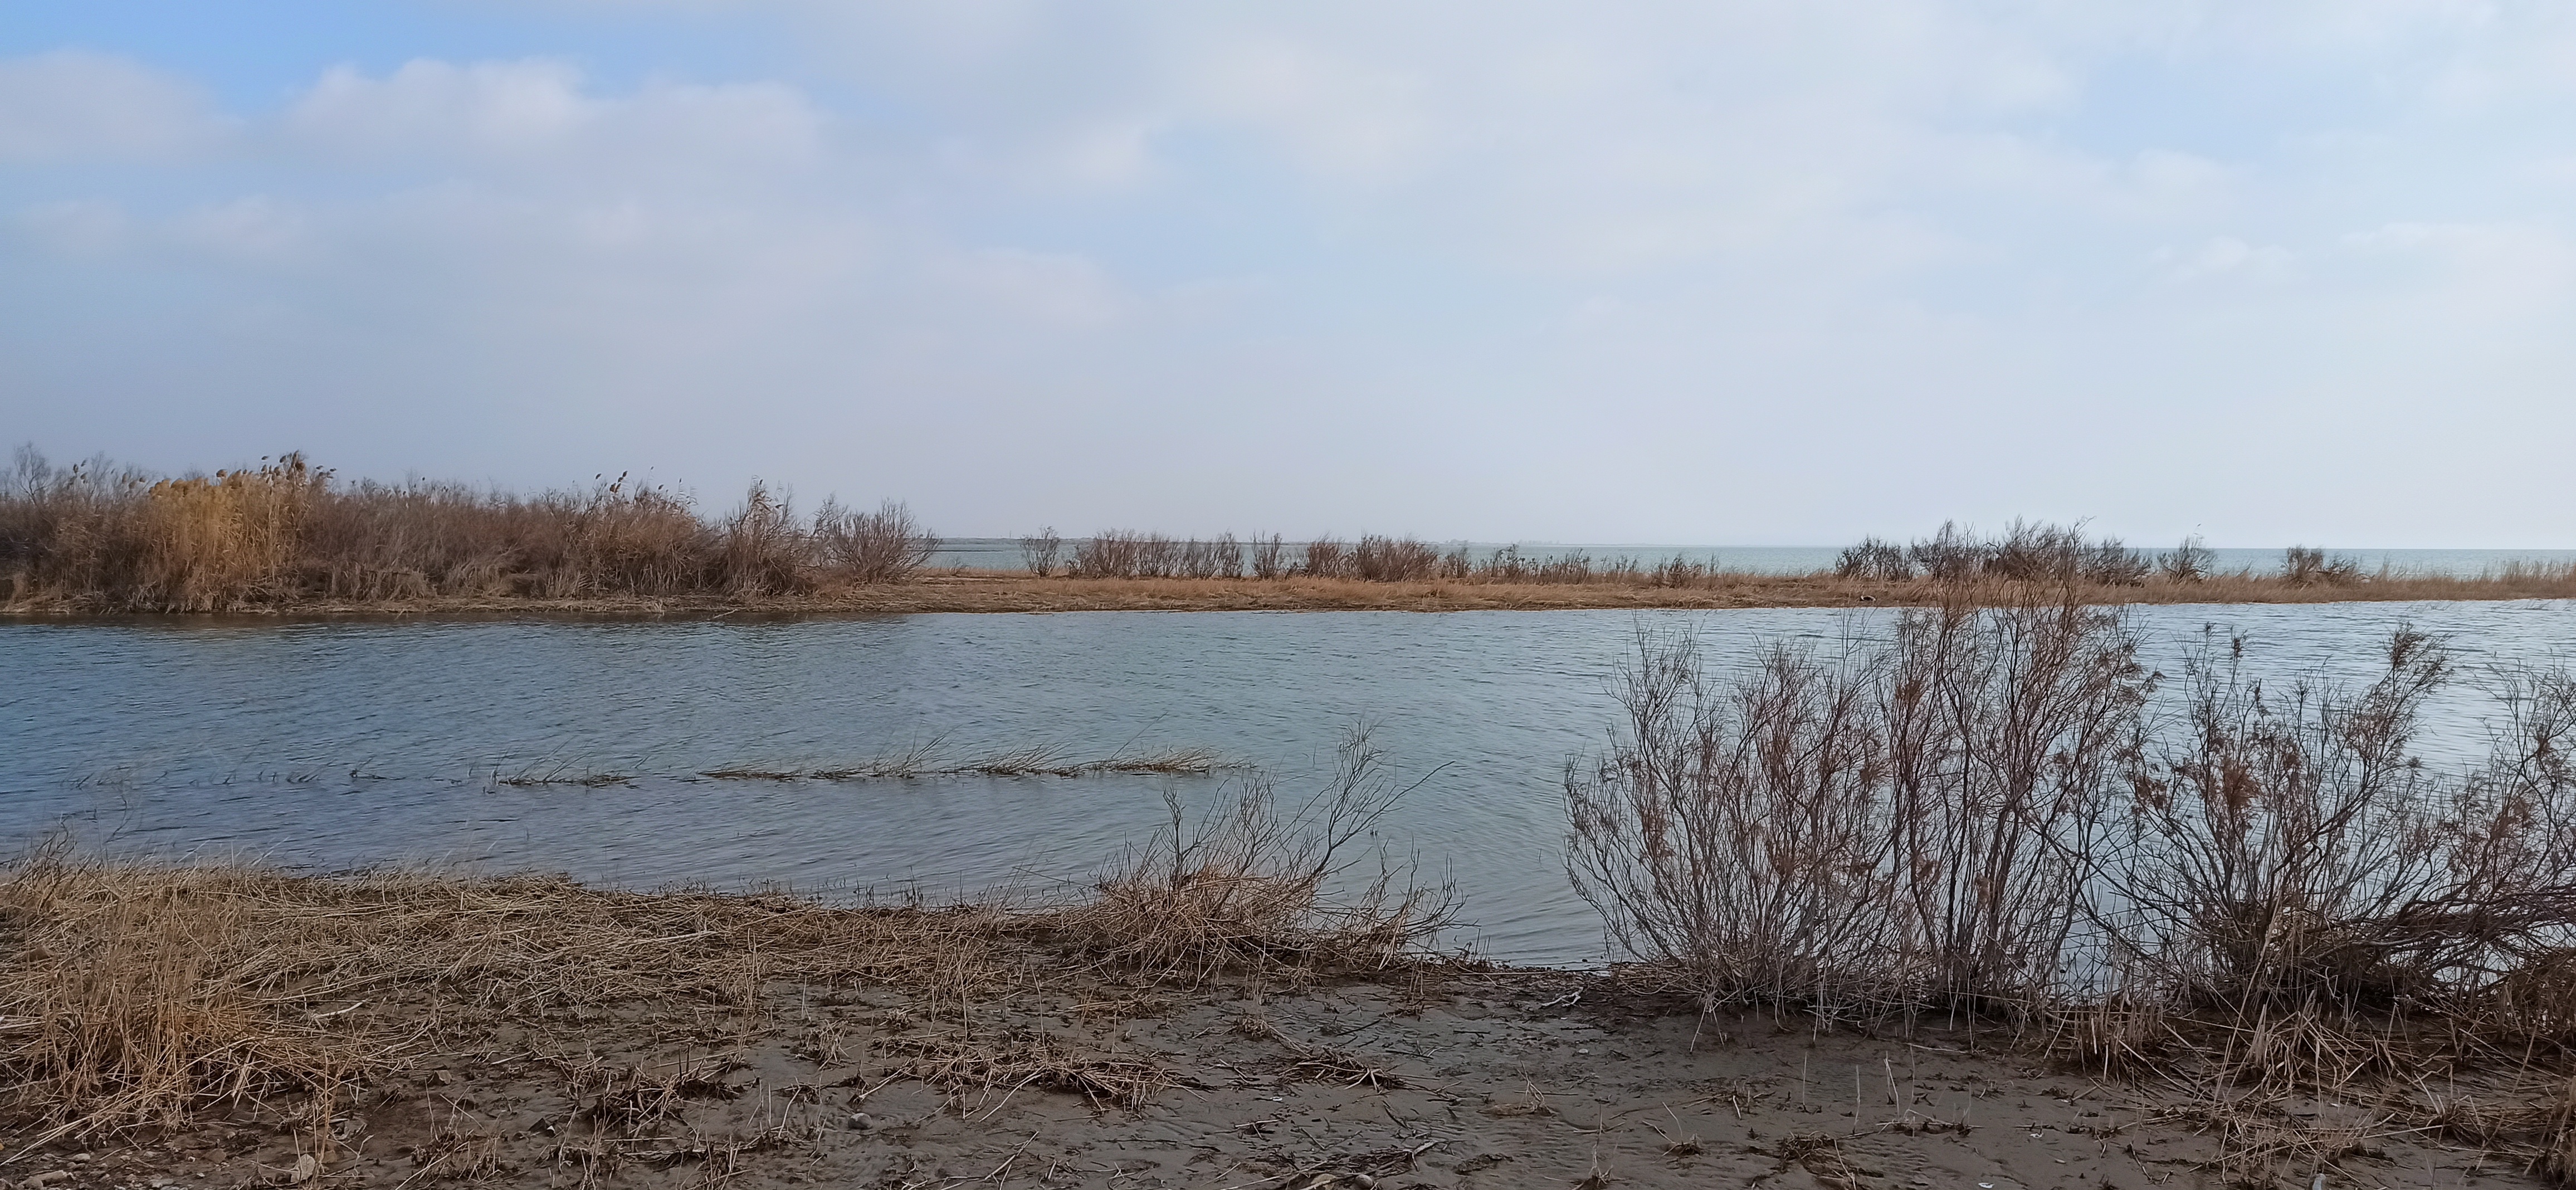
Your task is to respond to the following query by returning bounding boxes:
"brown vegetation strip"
[5,448,2569,613]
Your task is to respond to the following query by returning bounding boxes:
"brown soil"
[5,960,2544,1190]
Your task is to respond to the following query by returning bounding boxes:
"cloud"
[283,58,824,182]
[0,51,227,161]
[4,4,2575,545]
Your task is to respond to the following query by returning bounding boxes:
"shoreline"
[3,860,2564,1189]
[7,570,2576,620]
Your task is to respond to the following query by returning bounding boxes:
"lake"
[6,599,2573,964]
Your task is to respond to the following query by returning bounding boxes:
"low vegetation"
[0,732,1450,1150]
[1565,587,2576,1177]
[0,448,933,611]
[6,448,2571,611]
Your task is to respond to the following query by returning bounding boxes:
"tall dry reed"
[1,448,934,609]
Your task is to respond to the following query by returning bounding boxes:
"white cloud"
[6,4,2576,545]
[0,51,226,161]
[284,58,824,181]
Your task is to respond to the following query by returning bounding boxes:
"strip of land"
[11,569,2576,617]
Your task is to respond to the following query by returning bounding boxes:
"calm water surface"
[6,602,2573,964]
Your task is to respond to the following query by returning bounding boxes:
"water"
[932,539,2576,578]
[5,601,2574,964]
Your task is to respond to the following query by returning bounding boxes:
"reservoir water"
[5,599,2572,964]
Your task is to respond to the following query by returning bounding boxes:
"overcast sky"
[3,2,2571,546]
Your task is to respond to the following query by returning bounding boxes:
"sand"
[7,963,2533,1190]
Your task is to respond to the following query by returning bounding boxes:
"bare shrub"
[1178,534,1244,579]
[1072,530,1184,579]
[1250,533,1288,581]
[1568,592,2150,1016]
[1301,536,1351,579]
[2158,535,2216,582]
[2282,545,2362,587]
[2115,631,2576,1030]
[1480,545,1535,583]
[2082,537,2150,586]
[1352,535,1441,582]
[1564,630,1895,1011]
[1070,725,1455,984]
[1649,556,1714,588]
[1907,522,1987,583]
[812,499,933,585]
[1018,526,1063,577]
[1836,537,1911,581]
[1879,594,2149,1011]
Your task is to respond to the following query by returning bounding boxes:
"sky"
[2,2,2572,547]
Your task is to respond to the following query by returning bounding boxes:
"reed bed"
[0,737,1450,1149]
[0,448,932,611]
[7,449,2570,610]
[1564,585,2576,1178]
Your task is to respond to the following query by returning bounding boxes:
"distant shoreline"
[9,568,2575,618]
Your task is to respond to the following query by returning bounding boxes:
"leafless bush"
[1565,630,1896,1010]
[1179,534,1245,579]
[1907,522,1987,583]
[1648,557,1715,587]
[1568,592,2150,1016]
[2158,535,2216,582]
[1071,530,1165,578]
[2282,545,2363,586]
[812,499,933,585]
[1250,533,1288,581]
[1879,595,2150,1011]
[1836,537,1911,581]
[1301,536,1351,579]
[1018,526,1063,577]
[1353,535,1442,582]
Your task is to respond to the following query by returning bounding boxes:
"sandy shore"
[6,967,2300,1190]
[4,863,2550,1190]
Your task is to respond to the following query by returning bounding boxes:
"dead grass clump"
[886,1031,1167,1111]
[0,846,1039,1144]
[1065,726,1455,984]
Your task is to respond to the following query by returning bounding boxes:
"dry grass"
[0,448,934,611]
[1062,726,1457,986]
[11,451,2566,613]
[0,737,1453,1148]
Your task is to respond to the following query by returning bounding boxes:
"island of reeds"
[3,446,2570,613]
